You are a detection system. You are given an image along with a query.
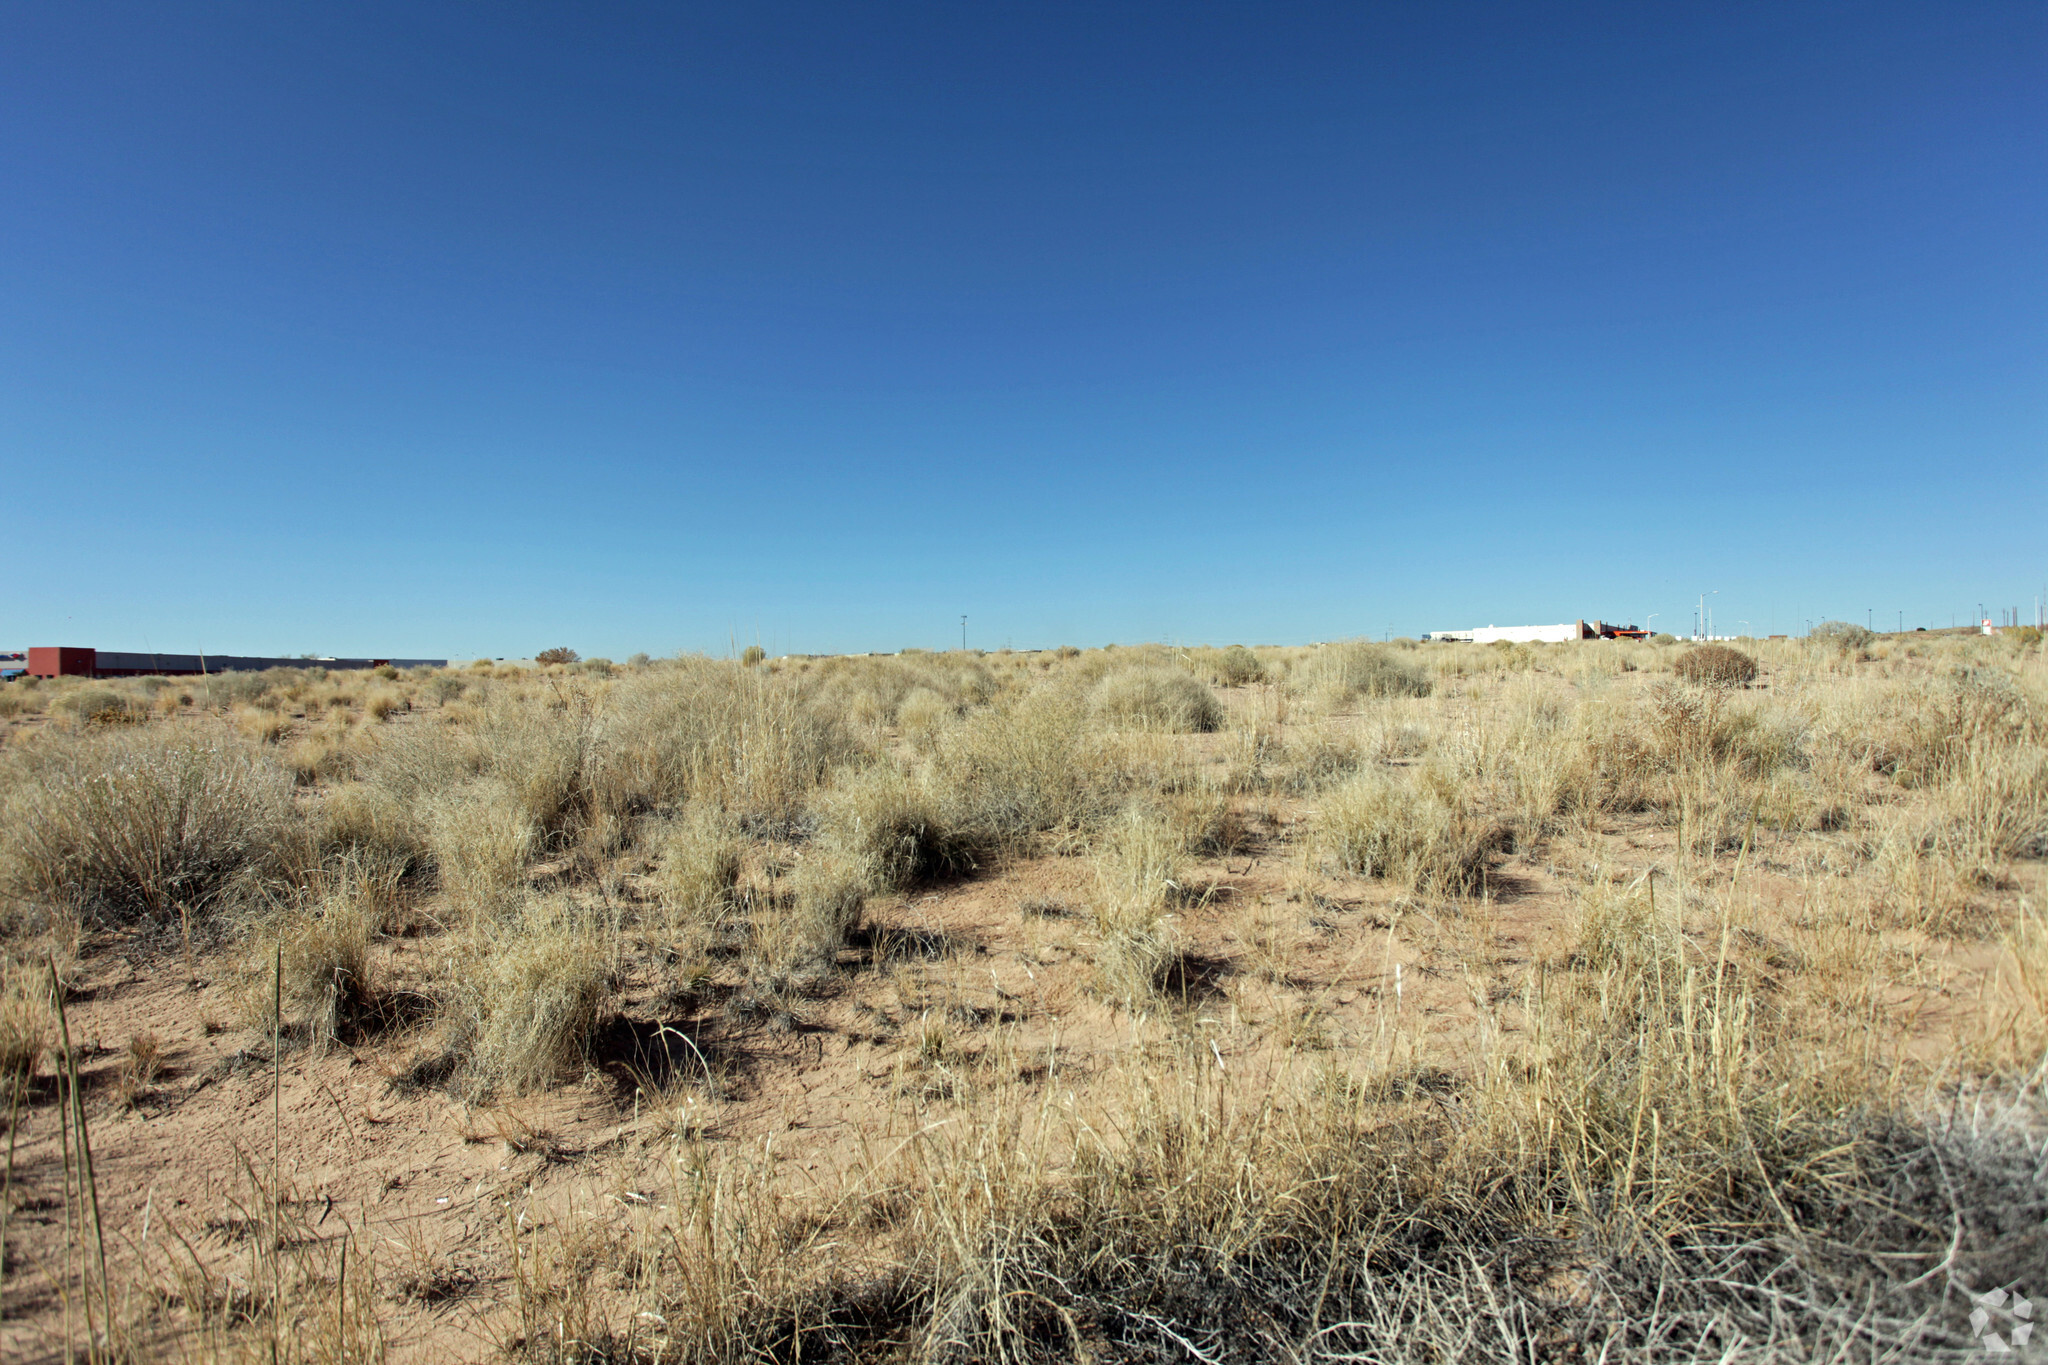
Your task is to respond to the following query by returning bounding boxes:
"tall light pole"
[961,615,967,652]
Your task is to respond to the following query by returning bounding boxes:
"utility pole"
[960,616,967,652]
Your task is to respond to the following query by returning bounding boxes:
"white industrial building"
[1423,620,1643,644]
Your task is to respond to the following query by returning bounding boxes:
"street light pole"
[961,616,967,652]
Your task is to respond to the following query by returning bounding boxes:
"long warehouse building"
[23,646,447,679]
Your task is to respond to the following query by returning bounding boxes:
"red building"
[26,646,98,678]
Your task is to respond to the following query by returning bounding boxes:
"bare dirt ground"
[2,797,2027,1361]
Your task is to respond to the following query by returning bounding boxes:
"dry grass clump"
[1981,903,2048,1070]
[588,661,852,838]
[1673,643,1759,687]
[471,696,587,837]
[52,686,141,728]
[1090,804,1184,1000]
[14,632,2048,1360]
[1571,876,1678,968]
[442,898,611,1095]
[1813,619,1876,651]
[931,688,1112,844]
[815,764,975,891]
[114,1030,162,1107]
[313,781,426,880]
[1313,767,1499,895]
[424,779,537,913]
[233,704,289,744]
[810,653,997,736]
[1304,639,1431,703]
[0,965,52,1082]
[740,847,870,989]
[357,711,484,805]
[566,950,2044,1365]
[653,803,744,926]
[283,724,357,786]
[1088,666,1224,732]
[0,726,291,926]
[894,685,953,748]
[1210,643,1265,686]
[256,859,400,1050]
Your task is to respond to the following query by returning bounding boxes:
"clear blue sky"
[2,3,2041,658]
